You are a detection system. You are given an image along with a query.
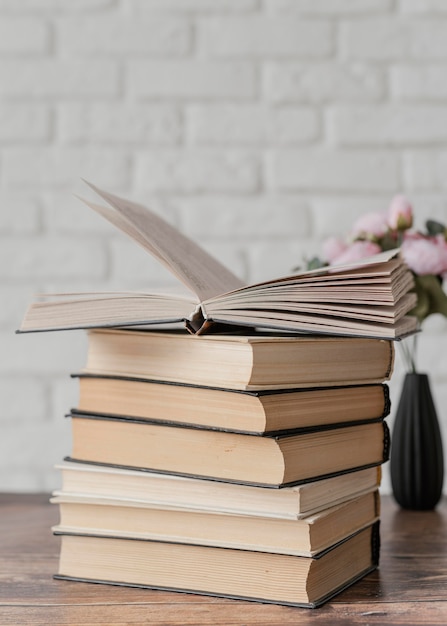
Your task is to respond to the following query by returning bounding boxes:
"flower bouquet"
[307,195,445,510]
[308,195,447,372]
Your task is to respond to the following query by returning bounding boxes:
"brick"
[0,378,47,422]
[0,60,118,98]
[58,103,181,144]
[331,105,447,145]
[0,236,106,280]
[340,18,447,60]
[171,195,311,238]
[391,65,447,100]
[436,154,447,190]
[399,0,447,13]
[198,17,332,58]
[403,152,440,190]
[264,62,385,103]
[42,191,118,234]
[128,60,256,99]
[0,104,49,142]
[0,0,113,10]
[129,0,257,10]
[0,286,39,329]
[57,16,191,56]
[0,421,71,490]
[3,148,130,188]
[109,239,182,290]
[3,330,88,375]
[265,0,393,13]
[188,105,319,145]
[0,193,40,233]
[246,239,321,284]
[269,150,400,192]
[50,377,80,420]
[401,194,447,227]
[311,195,394,238]
[135,151,260,192]
[0,17,48,53]
[198,240,247,283]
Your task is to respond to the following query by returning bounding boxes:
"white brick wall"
[1,0,447,495]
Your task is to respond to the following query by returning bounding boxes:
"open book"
[19,183,418,339]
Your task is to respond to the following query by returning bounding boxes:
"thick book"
[18,183,417,339]
[67,413,390,487]
[54,522,380,608]
[81,328,395,391]
[51,489,380,557]
[75,374,390,434]
[55,461,381,520]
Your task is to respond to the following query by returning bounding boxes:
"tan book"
[81,328,395,391]
[51,490,380,557]
[55,462,381,520]
[19,183,417,339]
[67,413,389,487]
[55,523,380,608]
[75,374,390,433]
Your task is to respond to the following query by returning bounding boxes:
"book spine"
[382,384,391,418]
[371,521,381,566]
[382,421,391,463]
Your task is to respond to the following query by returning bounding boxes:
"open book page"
[204,250,402,297]
[18,185,418,338]
[20,293,198,333]
[202,309,417,339]
[85,183,245,302]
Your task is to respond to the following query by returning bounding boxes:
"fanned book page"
[19,183,418,339]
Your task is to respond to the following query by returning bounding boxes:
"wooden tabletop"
[0,494,446,625]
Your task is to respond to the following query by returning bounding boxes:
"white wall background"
[1,0,447,494]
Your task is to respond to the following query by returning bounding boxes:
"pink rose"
[322,236,348,264]
[401,236,447,275]
[331,240,382,265]
[388,194,413,230]
[351,211,389,239]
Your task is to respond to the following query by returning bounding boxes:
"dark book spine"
[382,384,391,418]
[371,521,381,566]
[382,421,391,463]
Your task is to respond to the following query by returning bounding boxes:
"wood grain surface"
[0,493,446,625]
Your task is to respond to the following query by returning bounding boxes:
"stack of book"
[19,184,416,608]
[48,327,390,607]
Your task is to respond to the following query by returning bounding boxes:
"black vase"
[391,372,444,510]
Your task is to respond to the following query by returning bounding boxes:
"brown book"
[81,328,395,391]
[75,374,390,434]
[52,490,380,558]
[67,413,389,487]
[55,461,381,520]
[18,183,417,339]
[54,522,380,608]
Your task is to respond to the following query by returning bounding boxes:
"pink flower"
[351,211,389,240]
[322,236,348,263]
[401,236,447,275]
[388,194,413,230]
[331,240,382,265]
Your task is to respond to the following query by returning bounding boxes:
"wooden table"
[0,494,446,625]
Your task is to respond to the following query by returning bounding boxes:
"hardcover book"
[51,489,380,557]
[81,328,395,391]
[19,183,417,339]
[55,461,381,520]
[54,523,380,608]
[75,374,390,434]
[67,412,390,487]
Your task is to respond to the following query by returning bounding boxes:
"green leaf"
[305,256,327,271]
[426,219,446,237]
[411,274,447,322]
